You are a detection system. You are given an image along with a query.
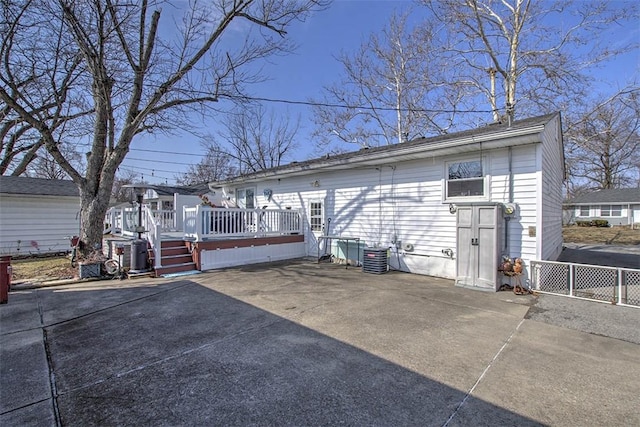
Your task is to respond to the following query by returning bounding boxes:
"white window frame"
[577,206,590,217]
[309,200,324,233]
[236,187,256,209]
[600,204,622,217]
[444,158,489,202]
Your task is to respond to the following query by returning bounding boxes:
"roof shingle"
[0,176,79,197]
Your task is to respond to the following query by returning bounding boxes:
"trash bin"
[1,256,11,304]
[130,239,148,273]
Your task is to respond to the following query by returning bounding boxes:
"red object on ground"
[0,256,11,304]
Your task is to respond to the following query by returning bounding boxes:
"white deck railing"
[105,205,302,268]
[183,206,302,241]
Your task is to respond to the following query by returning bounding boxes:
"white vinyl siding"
[539,116,565,261]
[0,194,80,255]
[252,143,545,279]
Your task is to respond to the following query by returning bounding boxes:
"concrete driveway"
[2,260,639,426]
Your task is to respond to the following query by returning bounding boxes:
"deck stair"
[151,240,198,277]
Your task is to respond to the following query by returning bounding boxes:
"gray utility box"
[362,248,389,274]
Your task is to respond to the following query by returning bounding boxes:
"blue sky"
[122,0,639,185]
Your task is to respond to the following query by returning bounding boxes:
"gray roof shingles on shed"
[0,176,79,197]
[566,188,640,205]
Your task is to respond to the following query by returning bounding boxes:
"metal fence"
[531,260,640,308]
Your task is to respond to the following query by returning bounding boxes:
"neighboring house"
[564,188,640,227]
[207,112,565,291]
[0,176,80,256]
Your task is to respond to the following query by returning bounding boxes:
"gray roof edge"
[565,188,640,204]
[213,112,560,186]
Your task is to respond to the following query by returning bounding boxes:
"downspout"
[504,146,514,254]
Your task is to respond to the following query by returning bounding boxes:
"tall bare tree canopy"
[565,92,640,193]
[422,0,636,121]
[222,105,300,173]
[1,0,327,253]
[311,11,464,153]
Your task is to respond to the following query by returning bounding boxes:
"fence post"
[569,264,574,297]
[617,268,623,305]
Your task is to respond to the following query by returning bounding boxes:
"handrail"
[143,205,162,269]
[183,206,302,241]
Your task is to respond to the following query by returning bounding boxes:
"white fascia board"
[224,125,546,185]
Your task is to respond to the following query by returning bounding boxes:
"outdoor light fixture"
[449,203,457,214]
[122,183,150,274]
[124,184,147,239]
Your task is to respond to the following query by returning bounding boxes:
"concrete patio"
[2,259,639,426]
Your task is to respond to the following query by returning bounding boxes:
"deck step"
[155,254,193,266]
[151,239,198,277]
[155,262,198,276]
[160,239,188,249]
[157,246,191,257]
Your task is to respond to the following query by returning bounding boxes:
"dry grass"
[563,225,640,245]
[11,255,77,283]
[7,226,637,283]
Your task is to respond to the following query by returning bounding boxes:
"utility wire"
[219,94,495,114]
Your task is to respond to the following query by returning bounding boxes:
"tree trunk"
[78,176,115,257]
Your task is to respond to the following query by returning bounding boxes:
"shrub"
[575,219,609,227]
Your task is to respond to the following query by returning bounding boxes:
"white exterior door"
[307,200,326,257]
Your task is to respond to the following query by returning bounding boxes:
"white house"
[142,183,210,231]
[0,176,80,256]
[564,188,640,227]
[206,112,565,291]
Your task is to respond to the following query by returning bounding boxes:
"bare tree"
[312,10,461,153]
[221,105,300,173]
[1,0,326,254]
[111,169,144,203]
[176,140,236,186]
[1,0,89,176]
[26,143,84,179]
[564,90,640,194]
[422,0,637,121]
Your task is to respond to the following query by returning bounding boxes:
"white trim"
[442,156,490,203]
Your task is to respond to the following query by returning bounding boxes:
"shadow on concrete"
[558,244,640,269]
[2,281,543,426]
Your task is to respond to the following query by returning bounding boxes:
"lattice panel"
[532,262,569,295]
[574,265,617,302]
[622,269,640,306]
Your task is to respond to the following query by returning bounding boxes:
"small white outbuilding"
[0,176,80,256]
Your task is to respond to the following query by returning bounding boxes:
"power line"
[131,148,203,157]
[219,94,495,114]
[127,156,194,166]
